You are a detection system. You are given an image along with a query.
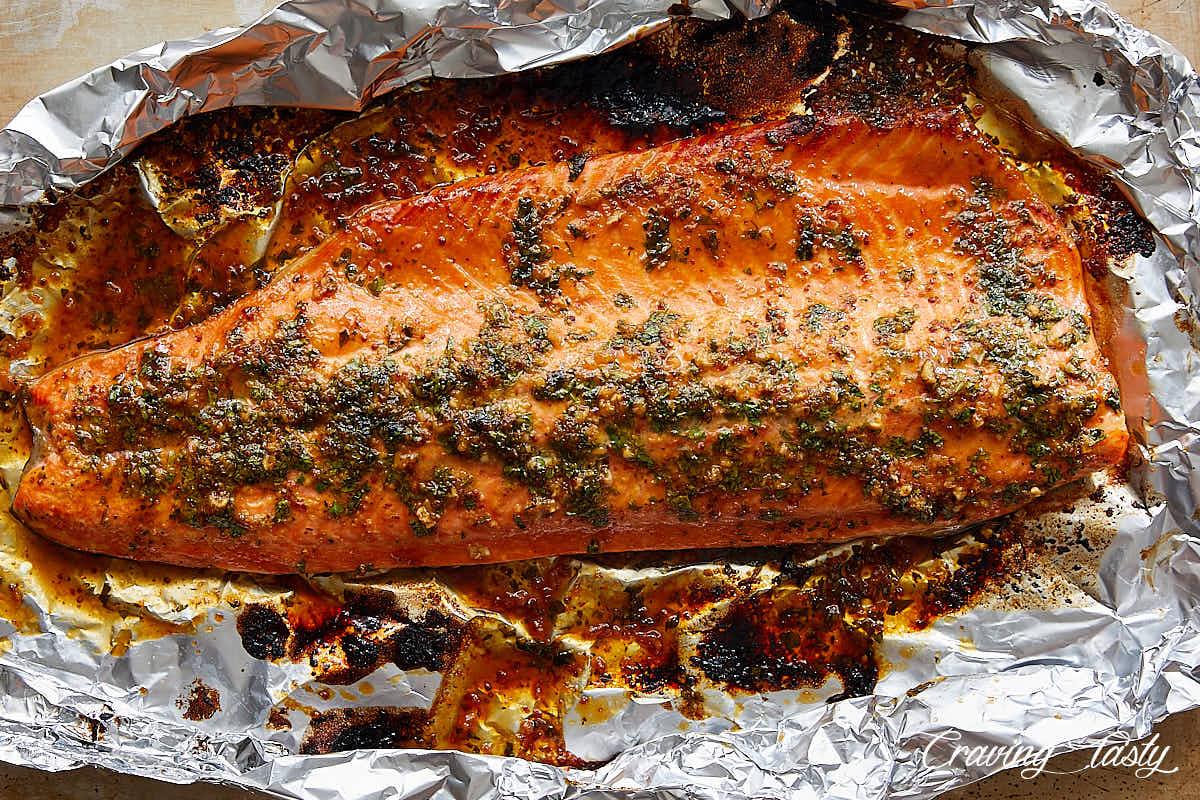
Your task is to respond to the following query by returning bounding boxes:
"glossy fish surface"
[13,109,1128,573]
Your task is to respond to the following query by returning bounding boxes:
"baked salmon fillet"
[13,108,1128,573]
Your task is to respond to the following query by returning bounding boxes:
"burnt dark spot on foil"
[78,714,106,742]
[694,528,1018,699]
[236,593,465,684]
[266,706,292,731]
[341,632,381,670]
[299,706,431,755]
[827,660,879,704]
[533,5,846,134]
[1102,201,1157,262]
[916,533,1012,625]
[1064,178,1156,277]
[624,649,687,694]
[388,609,464,672]
[573,72,727,133]
[135,106,345,231]
[237,602,289,660]
[692,587,877,695]
[582,577,732,694]
[178,680,221,721]
[624,8,845,123]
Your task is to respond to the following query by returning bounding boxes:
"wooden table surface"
[0,0,1196,798]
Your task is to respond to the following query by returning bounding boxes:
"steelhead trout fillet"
[14,109,1128,573]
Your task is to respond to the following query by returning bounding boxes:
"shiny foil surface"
[0,0,1197,799]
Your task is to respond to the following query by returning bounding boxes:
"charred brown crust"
[1078,180,1158,274]
[240,524,1023,765]
[299,706,431,755]
[237,602,291,661]
[692,525,1018,699]
[178,680,222,721]
[238,591,465,685]
[136,106,346,235]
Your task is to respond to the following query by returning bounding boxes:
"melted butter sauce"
[245,522,1022,763]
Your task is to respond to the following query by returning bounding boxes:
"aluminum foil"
[0,0,1198,798]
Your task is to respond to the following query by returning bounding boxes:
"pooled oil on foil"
[0,0,1196,798]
